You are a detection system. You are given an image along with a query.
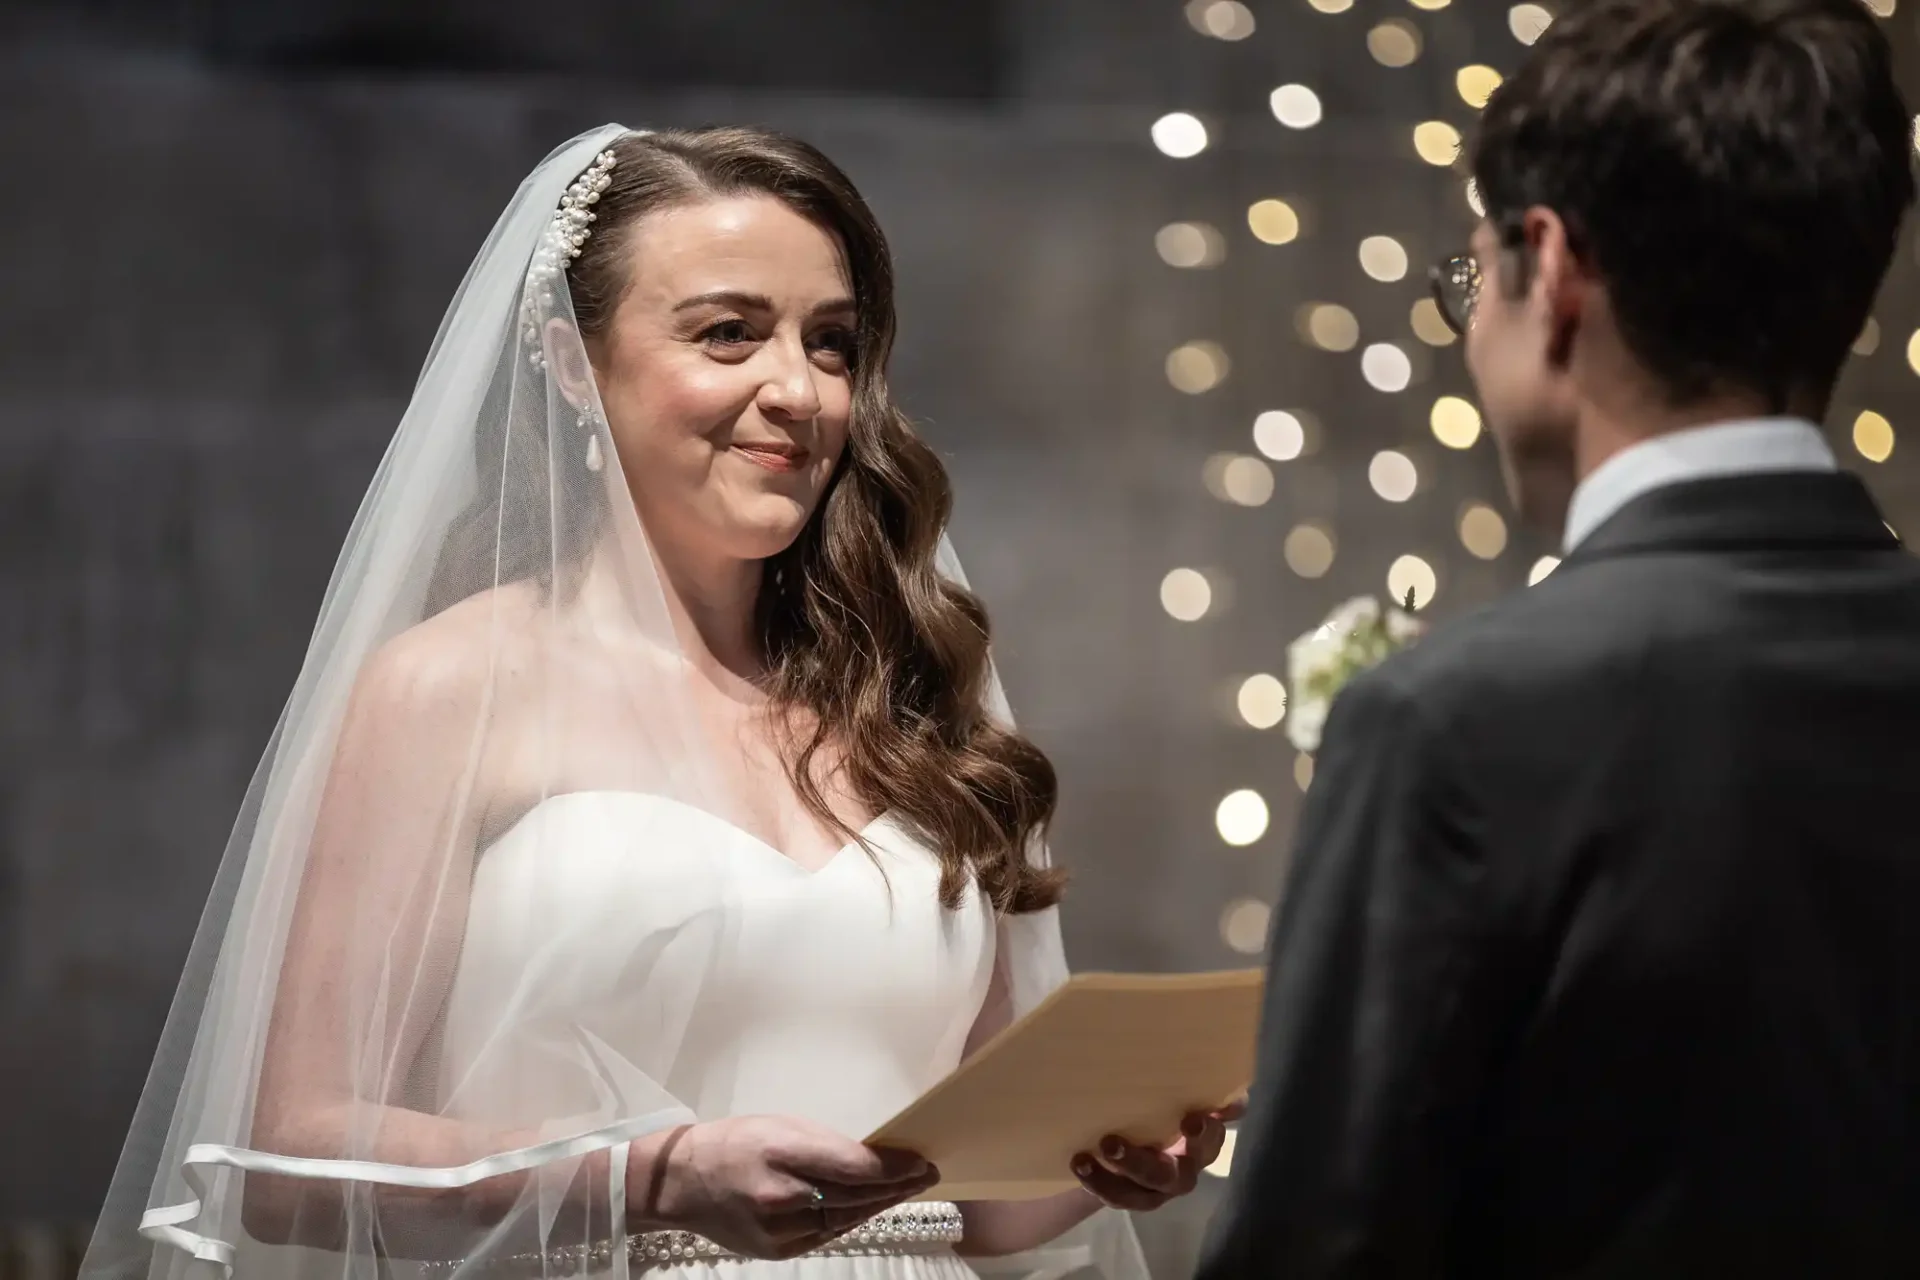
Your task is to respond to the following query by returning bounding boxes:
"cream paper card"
[866,970,1265,1201]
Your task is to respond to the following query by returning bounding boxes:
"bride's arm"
[243,633,670,1254]
[952,941,1103,1258]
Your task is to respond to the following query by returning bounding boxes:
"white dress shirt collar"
[1562,417,1837,553]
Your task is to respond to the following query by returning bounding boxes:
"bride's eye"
[809,326,857,368]
[701,319,757,350]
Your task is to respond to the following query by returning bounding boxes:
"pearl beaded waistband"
[419,1202,965,1276]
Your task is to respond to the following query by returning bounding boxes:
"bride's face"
[592,194,858,566]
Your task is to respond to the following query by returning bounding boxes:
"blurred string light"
[1248,198,1302,244]
[1413,121,1462,166]
[1368,19,1422,67]
[1252,410,1307,460]
[1854,410,1896,463]
[1509,3,1553,44]
[1306,0,1353,12]
[1184,0,1257,40]
[1362,342,1414,392]
[1203,453,1277,506]
[1236,674,1288,729]
[1906,327,1920,374]
[1219,898,1272,954]
[1369,450,1419,502]
[1270,85,1324,129]
[1529,556,1560,585]
[1160,568,1213,620]
[1359,235,1410,282]
[1388,555,1438,607]
[1285,524,1337,578]
[1156,221,1227,268]
[1863,0,1895,16]
[1459,503,1509,559]
[1855,317,1881,356]
[1216,789,1271,846]
[1167,340,1230,393]
[1410,0,1451,9]
[1458,65,1504,108]
[1411,298,1457,347]
[1299,303,1360,351]
[1152,112,1210,158]
[1431,395,1482,448]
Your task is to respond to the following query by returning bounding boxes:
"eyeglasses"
[1428,253,1482,337]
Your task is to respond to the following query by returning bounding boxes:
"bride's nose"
[755,337,823,424]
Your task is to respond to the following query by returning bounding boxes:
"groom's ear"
[1523,208,1589,366]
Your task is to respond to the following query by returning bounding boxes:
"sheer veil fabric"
[78,126,1146,1280]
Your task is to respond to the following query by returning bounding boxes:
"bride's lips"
[730,442,810,473]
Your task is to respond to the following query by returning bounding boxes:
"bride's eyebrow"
[673,290,772,313]
[671,291,856,319]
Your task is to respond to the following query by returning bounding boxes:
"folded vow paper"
[867,970,1265,1201]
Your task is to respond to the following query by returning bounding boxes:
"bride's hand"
[1070,1101,1245,1212]
[644,1115,940,1260]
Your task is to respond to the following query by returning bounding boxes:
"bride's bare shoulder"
[345,584,547,727]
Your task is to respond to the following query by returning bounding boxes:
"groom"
[1198,1,1920,1276]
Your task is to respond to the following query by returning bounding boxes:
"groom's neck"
[1570,386,1798,489]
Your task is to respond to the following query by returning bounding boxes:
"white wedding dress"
[436,791,997,1279]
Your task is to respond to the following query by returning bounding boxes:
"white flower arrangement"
[1285,592,1426,753]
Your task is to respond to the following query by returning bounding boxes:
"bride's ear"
[542,317,600,410]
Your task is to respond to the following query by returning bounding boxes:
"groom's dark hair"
[1469,0,1916,409]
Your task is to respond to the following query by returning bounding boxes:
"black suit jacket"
[1197,471,1920,1279]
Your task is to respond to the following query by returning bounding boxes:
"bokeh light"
[1166,340,1230,393]
[1459,503,1509,560]
[1854,410,1896,462]
[1152,112,1209,158]
[1431,395,1482,448]
[1368,19,1422,67]
[1285,524,1337,578]
[1388,555,1438,609]
[1216,790,1270,846]
[1509,3,1553,43]
[1359,235,1409,282]
[1369,450,1419,502]
[1222,455,1275,506]
[1413,121,1462,166]
[1362,343,1413,392]
[1301,303,1360,352]
[1220,898,1272,954]
[1248,198,1302,244]
[1253,409,1306,460]
[1156,221,1227,268]
[1161,568,1213,620]
[1457,65,1504,108]
[1185,0,1257,40]
[1236,675,1288,729]
[1529,556,1560,586]
[1270,84,1324,129]
[1411,298,1457,347]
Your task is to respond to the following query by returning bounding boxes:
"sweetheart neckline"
[483,790,899,877]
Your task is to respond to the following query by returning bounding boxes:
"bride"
[78,125,1229,1280]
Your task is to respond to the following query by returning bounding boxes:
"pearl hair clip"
[522,147,618,370]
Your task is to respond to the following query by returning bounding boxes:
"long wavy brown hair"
[437,126,1065,914]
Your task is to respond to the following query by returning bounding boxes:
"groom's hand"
[1070,1100,1245,1212]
